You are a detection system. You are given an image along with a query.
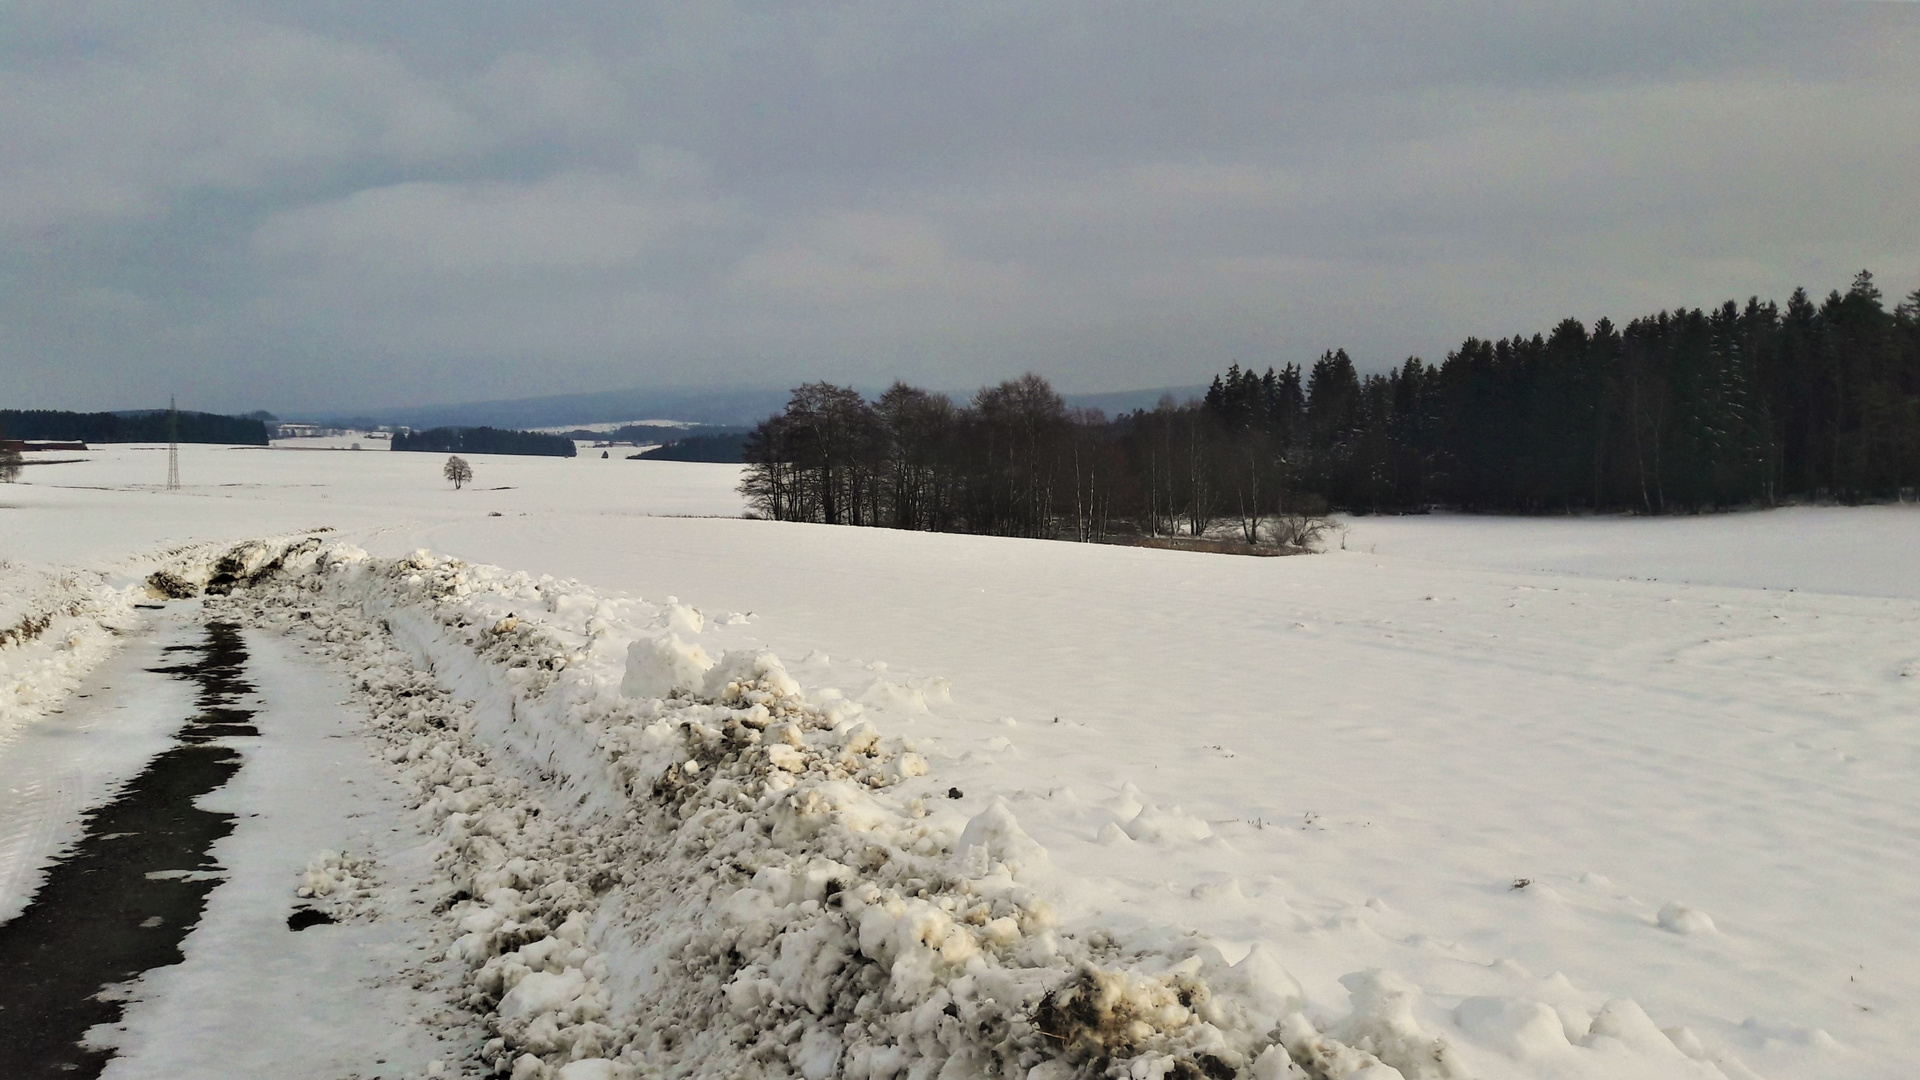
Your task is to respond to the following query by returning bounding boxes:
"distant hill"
[306,383,1208,433]
[1062,385,1209,417]
[332,387,791,431]
[0,408,269,445]
[536,421,693,438]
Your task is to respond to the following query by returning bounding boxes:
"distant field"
[4,446,1917,1078]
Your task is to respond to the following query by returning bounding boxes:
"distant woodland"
[631,431,750,463]
[392,427,577,457]
[741,272,1920,541]
[0,409,269,445]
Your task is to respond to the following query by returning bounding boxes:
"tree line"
[632,431,750,463]
[740,272,1920,541]
[0,409,269,445]
[392,426,576,457]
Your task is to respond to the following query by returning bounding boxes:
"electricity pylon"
[166,396,181,490]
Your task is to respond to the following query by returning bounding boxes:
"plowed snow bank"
[192,538,1520,1080]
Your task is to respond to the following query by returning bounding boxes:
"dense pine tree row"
[741,272,1920,541]
[1215,271,1920,512]
[0,409,269,445]
[391,426,577,457]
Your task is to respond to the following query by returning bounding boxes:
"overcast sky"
[4,1,1918,414]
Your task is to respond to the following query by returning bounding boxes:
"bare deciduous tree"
[444,455,473,489]
[1269,512,1338,551]
[0,447,21,483]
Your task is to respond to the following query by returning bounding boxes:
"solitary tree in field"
[444,455,473,489]
[0,445,21,483]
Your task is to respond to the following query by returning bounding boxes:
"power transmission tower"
[166,396,181,490]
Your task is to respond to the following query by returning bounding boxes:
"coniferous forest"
[0,409,269,445]
[391,426,577,457]
[741,273,1920,541]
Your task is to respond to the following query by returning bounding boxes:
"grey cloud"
[2,1,1917,413]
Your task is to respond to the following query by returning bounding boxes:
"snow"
[271,432,393,450]
[91,617,473,1079]
[0,556,149,749]
[526,420,695,435]
[1337,506,1920,599]
[0,630,193,924]
[1,448,1918,1077]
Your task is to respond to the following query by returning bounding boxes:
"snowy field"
[2,444,1918,1080]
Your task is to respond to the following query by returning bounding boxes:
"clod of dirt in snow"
[1029,962,1240,1074]
[287,908,336,931]
[1656,901,1717,935]
[204,542,281,595]
[145,570,198,600]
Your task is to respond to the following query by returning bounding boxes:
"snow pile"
[0,534,337,749]
[294,848,382,921]
[147,536,1729,1080]
[163,538,1472,1080]
[0,562,143,744]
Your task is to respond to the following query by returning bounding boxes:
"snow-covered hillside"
[2,445,1917,1079]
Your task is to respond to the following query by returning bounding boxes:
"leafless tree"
[875,383,957,531]
[0,447,21,483]
[739,384,883,525]
[972,374,1068,538]
[444,455,473,489]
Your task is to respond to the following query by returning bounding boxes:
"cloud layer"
[4,1,1918,413]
